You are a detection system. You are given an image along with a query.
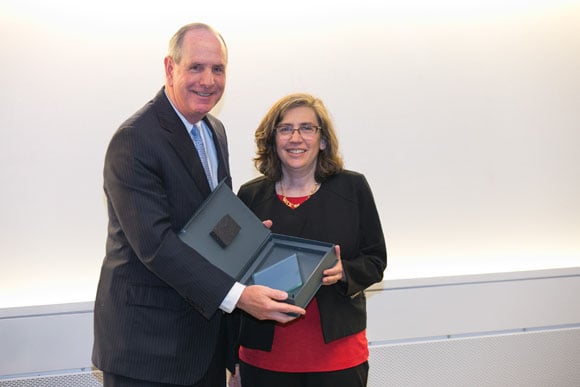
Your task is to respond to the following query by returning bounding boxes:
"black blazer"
[236,171,387,351]
[92,88,235,385]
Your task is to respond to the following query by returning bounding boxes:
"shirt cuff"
[219,282,246,313]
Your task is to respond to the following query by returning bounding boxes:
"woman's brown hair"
[253,93,344,182]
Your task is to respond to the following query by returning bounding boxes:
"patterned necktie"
[190,123,213,188]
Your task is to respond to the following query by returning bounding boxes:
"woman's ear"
[320,138,327,150]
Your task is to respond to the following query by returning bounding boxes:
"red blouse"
[238,194,368,372]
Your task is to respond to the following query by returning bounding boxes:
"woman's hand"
[322,245,344,285]
[228,364,242,387]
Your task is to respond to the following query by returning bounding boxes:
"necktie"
[190,123,213,189]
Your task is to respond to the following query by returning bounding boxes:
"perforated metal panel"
[2,328,580,386]
[368,327,580,387]
[0,371,102,387]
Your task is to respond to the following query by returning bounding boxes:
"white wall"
[1,0,580,308]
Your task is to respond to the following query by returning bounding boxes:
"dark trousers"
[103,323,227,387]
[102,369,224,387]
[239,360,369,387]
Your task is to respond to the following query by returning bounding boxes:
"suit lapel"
[154,89,212,196]
[203,115,231,188]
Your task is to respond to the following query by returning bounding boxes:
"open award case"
[178,180,337,308]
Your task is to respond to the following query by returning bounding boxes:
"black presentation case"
[178,180,337,308]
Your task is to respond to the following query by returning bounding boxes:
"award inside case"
[178,180,337,308]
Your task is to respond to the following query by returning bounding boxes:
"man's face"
[165,29,227,123]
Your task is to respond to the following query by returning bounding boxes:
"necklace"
[279,181,320,209]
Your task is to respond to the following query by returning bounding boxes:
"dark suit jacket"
[92,88,236,385]
[236,171,387,351]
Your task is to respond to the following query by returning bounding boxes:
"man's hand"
[236,285,305,323]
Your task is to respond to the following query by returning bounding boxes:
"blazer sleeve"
[339,174,387,296]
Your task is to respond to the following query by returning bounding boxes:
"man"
[92,23,305,387]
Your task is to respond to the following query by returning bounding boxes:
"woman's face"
[275,106,326,177]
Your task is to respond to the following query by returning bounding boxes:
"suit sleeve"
[104,125,235,319]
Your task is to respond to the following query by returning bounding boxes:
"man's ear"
[164,56,174,85]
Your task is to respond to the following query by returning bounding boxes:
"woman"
[234,93,387,387]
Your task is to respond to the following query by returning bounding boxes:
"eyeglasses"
[275,124,321,139]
